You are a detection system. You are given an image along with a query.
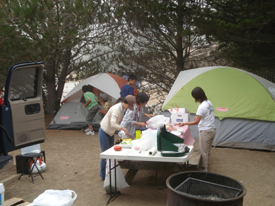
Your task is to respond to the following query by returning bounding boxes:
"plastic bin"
[0,183,4,206]
[21,144,41,155]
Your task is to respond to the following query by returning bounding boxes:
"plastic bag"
[30,158,46,174]
[146,115,170,129]
[103,159,129,193]
[32,189,77,206]
[150,130,158,148]
[131,129,157,151]
[118,130,127,139]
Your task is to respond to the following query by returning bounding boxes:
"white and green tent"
[162,66,275,151]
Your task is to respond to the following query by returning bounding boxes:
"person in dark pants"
[98,95,136,180]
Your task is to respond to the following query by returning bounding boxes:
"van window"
[9,67,38,101]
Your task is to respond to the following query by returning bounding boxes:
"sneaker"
[84,128,91,133]
[86,131,95,135]
[81,128,90,133]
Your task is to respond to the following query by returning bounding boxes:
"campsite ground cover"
[1,115,275,206]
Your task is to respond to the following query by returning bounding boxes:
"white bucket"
[0,183,5,206]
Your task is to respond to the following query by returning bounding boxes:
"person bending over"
[120,92,154,139]
[98,95,136,180]
[98,93,111,115]
[82,85,100,135]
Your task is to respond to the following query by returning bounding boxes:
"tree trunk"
[57,48,71,100]
[45,80,60,115]
[176,0,184,74]
[44,62,58,114]
[43,49,71,115]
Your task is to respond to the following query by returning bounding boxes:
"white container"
[168,108,190,126]
[0,183,5,206]
[171,113,190,126]
[21,144,41,155]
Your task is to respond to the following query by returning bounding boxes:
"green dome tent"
[162,66,275,151]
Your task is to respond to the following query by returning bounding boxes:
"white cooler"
[0,183,4,206]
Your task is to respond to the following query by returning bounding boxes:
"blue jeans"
[98,127,114,180]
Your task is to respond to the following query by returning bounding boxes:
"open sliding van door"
[0,62,45,155]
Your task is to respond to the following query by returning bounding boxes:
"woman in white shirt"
[98,95,136,180]
[176,87,216,172]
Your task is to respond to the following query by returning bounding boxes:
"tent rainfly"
[162,66,275,151]
[48,73,139,130]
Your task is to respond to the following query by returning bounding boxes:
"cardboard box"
[171,113,190,126]
[168,108,190,126]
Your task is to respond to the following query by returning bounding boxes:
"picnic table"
[100,143,194,204]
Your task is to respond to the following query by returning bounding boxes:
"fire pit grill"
[175,177,242,199]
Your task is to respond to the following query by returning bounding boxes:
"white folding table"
[100,146,193,204]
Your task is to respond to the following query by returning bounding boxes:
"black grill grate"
[175,177,242,199]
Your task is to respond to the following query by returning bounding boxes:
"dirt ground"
[1,115,275,206]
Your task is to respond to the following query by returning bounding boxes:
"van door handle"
[25,103,40,115]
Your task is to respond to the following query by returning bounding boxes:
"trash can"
[166,171,246,206]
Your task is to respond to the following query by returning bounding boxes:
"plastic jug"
[0,183,5,206]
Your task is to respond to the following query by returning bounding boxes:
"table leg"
[106,159,121,205]
[124,169,139,185]
[155,170,158,184]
